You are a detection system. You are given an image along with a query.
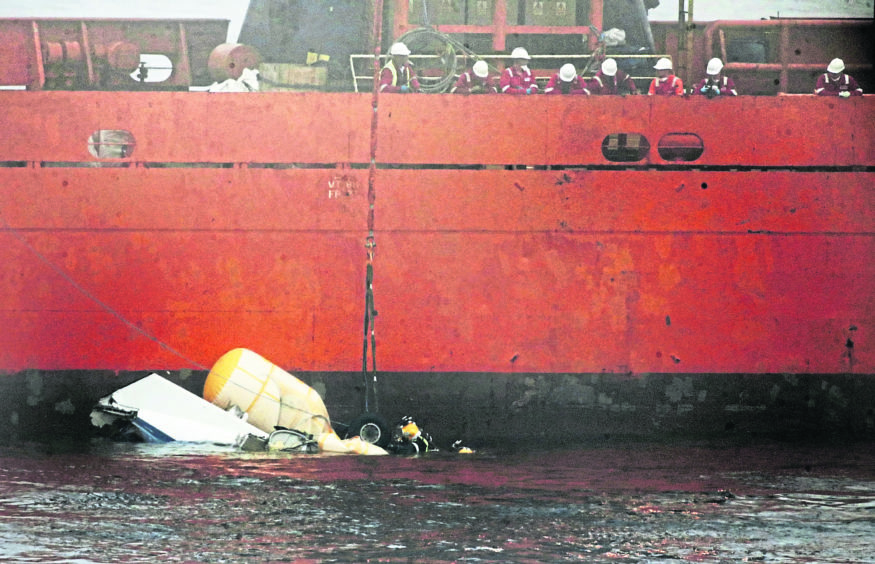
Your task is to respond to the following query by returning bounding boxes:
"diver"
[385,415,476,455]
[387,415,436,454]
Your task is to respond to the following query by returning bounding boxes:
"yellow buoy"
[205,349,387,455]
[204,348,332,437]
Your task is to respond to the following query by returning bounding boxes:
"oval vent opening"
[658,133,704,162]
[601,133,650,162]
[88,130,136,159]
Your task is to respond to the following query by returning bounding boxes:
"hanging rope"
[362,0,385,414]
[362,263,378,413]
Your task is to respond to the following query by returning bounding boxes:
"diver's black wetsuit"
[386,432,435,455]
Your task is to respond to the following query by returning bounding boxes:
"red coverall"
[379,60,421,93]
[814,73,863,96]
[500,66,539,94]
[543,73,589,95]
[451,70,497,94]
[587,70,638,95]
[648,75,684,96]
[693,75,738,96]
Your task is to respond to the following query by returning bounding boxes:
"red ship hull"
[1,92,873,443]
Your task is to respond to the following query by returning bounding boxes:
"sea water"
[1,440,873,562]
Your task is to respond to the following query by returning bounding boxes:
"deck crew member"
[587,58,638,95]
[451,60,497,94]
[500,47,539,95]
[544,63,590,95]
[814,58,863,97]
[693,58,737,97]
[379,42,421,93]
[648,57,683,96]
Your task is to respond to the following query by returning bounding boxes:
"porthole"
[657,133,704,162]
[130,54,174,83]
[88,130,136,159]
[601,133,650,162]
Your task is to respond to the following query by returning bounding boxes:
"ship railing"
[701,19,874,95]
[349,53,671,93]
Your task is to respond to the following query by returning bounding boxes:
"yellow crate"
[258,63,327,88]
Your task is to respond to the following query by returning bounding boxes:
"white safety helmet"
[389,42,411,56]
[472,60,489,78]
[510,47,531,60]
[653,57,673,70]
[559,63,577,82]
[601,58,618,77]
[827,58,845,73]
[706,57,724,75]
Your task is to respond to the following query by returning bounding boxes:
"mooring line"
[2,210,351,426]
[0,210,209,371]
